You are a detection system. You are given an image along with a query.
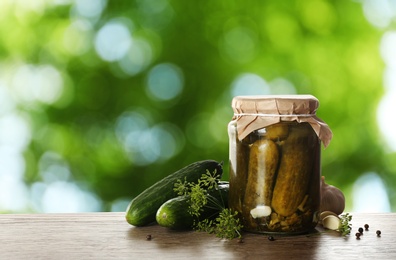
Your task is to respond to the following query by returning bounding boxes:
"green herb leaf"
[338,213,352,236]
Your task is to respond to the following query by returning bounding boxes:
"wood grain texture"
[0,212,394,259]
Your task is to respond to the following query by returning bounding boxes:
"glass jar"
[228,95,332,235]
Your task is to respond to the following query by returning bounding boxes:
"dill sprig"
[173,177,190,196]
[173,169,243,240]
[198,169,220,190]
[211,208,243,239]
[188,184,208,217]
[193,209,243,239]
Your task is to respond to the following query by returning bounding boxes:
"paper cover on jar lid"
[231,95,333,147]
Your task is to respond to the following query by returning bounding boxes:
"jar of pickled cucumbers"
[228,95,332,235]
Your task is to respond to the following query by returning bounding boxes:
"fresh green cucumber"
[156,182,229,230]
[125,160,223,226]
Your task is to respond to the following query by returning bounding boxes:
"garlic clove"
[250,205,272,218]
[322,215,340,230]
[320,211,339,222]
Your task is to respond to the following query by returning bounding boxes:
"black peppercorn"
[146,234,152,240]
[376,230,381,237]
[355,232,361,239]
[364,224,369,231]
[268,236,275,241]
[358,227,364,234]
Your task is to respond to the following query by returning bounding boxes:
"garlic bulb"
[320,176,345,215]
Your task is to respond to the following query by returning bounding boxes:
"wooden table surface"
[0,212,394,259]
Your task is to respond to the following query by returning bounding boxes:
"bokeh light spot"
[95,20,132,62]
[74,0,107,19]
[150,123,185,161]
[12,64,63,105]
[230,73,270,97]
[362,0,394,29]
[41,181,102,213]
[111,198,131,212]
[0,82,15,115]
[377,31,396,151]
[352,172,391,212]
[0,113,31,151]
[115,110,183,165]
[0,173,29,212]
[0,148,28,212]
[118,38,153,76]
[115,110,151,143]
[39,151,71,184]
[146,63,184,101]
[377,90,396,151]
[380,31,396,67]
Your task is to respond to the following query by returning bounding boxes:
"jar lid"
[231,95,332,147]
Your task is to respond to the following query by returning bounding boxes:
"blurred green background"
[0,0,395,213]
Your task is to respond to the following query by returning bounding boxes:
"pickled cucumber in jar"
[242,139,279,230]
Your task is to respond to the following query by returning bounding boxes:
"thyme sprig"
[173,169,243,239]
[338,213,352,236]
